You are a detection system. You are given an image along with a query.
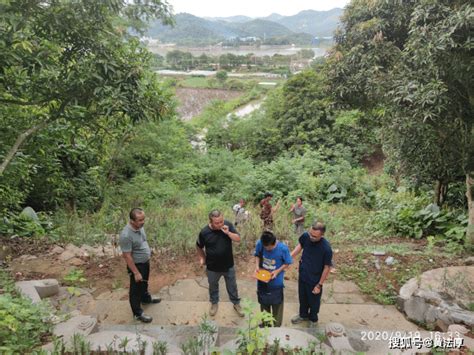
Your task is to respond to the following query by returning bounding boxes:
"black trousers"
[298,279,323,322]
[127,261,152,316]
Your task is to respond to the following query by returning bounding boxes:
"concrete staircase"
[79,277,469,354]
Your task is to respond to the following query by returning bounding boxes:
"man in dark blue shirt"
[290,221,332,327]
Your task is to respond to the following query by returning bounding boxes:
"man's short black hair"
[296,196,303,202]
[208,209,222,220]
[130,208,144,221]
[261,231,276,246]
[264,192,273,198]
[311,221,326,233]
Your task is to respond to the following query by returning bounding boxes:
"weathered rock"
[464,256,474,266]
[65,243,84,256]
[435,319,449,332]
[20,206,39,222]
[374,258,381,270]
[404,296,428,323]
[398,266,474,328]
[372,250,385,256]
[447,324,469,335]
[325,323,356,353]
[69,257,85,266]
[51,246,65,254]
[18,254,38,261]
[59,250,76,261]
[53,315,98,343]
[450,310,474,327]
[384,256,395,265]
[15,279,59,303]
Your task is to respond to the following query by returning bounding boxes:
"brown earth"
[175,88,242,120]
[1,236,466,306]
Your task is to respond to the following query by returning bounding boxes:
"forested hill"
[145,9,342,45]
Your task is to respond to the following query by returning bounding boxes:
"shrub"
[0,270,52,353]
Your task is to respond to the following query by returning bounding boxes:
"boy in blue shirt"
[290,221,332,327]
[254,231,293,327]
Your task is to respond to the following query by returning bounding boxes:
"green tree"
[382,0,473,239]
[0,0,174,211]
[215,70,228,83]
[270,70,334,154]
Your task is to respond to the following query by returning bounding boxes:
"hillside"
[226,19,294,38]
[145,9,342,45]
[275,9,344,37]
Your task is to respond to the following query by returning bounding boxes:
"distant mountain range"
[145,9,343,46]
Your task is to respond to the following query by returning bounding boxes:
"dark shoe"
[291,315,307,324]
[233,303,245,317]
[142,298,161,304]
[209,303,218,317]
[134,314,153,323]
[309,321,318,328]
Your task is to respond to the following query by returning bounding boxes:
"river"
[148,44,327,58]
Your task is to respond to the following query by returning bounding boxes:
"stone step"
[153,278,375,304]
[83,299,419,331]
[97,324,473,355]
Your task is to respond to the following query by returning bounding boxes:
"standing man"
[260,192,280,230]
[254,231,292,327]
[289,196,306,236]
[232,199,248,226]
[119,208,161,323]
[290,221,332,327]
[197,210,244,317]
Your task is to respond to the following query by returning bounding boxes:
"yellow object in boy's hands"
[254,269,271,282]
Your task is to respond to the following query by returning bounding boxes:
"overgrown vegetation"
[0,270,52,353]
[0,0,472,350]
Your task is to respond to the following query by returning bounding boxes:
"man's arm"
[122,252,142,282]
[221,225,241,243]
[292,215,304,224]
[255,256,260,273]
[196,245,206,267]
[272,200,281,214]
[290,243,302,258]
[271,263,289,279]
[312,265,331,294]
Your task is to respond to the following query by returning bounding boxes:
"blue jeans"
[206,267,240,305]
[298,279,322,322]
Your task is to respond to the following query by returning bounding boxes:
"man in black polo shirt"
[290,221,332,328]
[196,209,244,317]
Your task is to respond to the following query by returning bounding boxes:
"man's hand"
[134,272,143,283]
[199,257,205,267]
[271,270,280,280]
[312,285,321,295]
[221,225,230,235]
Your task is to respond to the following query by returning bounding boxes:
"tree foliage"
[0,0,174,212]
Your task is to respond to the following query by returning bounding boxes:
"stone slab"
[157,278,372,305]
[53,315,98,342]
[83,300,421,331]
[15,279,59,303]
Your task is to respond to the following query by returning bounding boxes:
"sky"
[167,0,350,18]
